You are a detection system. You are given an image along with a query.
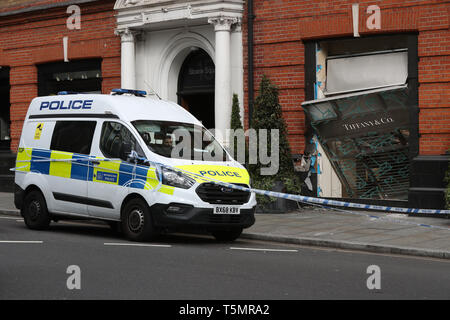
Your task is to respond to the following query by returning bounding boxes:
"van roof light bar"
[111,88,147,97]
[58,91,79,95]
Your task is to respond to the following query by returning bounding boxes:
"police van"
[14,89,256,242]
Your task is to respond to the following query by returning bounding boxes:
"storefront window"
[303,86,410,200]
[303,34,418,201]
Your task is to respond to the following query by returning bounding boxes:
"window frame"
[50,120,97,155]
[132,119,230,162]
[99,120,145,162]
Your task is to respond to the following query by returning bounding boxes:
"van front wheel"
[121,198,157,242]
[22,190,51,230]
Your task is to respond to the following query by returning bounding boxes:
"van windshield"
[132,120,229,162]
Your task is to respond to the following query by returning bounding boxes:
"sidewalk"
[243,208,450,259]
[1,192,449,259]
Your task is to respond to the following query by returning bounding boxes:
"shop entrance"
[177,48,215,129]
[0,67,10,150]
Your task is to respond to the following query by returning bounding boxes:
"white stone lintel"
[115,0,244,31]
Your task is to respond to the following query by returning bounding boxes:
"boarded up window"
[326,50,408,95]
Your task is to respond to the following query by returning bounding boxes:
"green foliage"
[230,94,243,130]
[248,75,302,205]
[229,94,243,162]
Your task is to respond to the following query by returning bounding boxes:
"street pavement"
[1,215,449,299]
[0,192,449,259]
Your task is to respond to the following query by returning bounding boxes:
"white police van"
[14,89,256,242]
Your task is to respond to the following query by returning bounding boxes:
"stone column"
[208,16,237,146]
[117,28,136,90]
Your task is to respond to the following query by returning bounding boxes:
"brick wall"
[0,0,73,14]
[243,0,450,155]
[0,0,120,152]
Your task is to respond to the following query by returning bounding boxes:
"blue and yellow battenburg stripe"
[15,148,174,195]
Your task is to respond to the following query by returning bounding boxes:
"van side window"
[100,121,144,161]
[50,121,96,155]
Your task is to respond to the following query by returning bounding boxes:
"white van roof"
[26,91,201,125]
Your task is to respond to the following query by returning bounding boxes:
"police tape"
[166,165,450,231]
[13,153,450,216]
[169,165,450,215]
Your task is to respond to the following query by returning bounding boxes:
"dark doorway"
[0,67,10,150]
[179,94,215,129]
[177,48,215,129]
[37,59,102,96]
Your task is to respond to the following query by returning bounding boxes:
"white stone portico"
[114,0,245,145]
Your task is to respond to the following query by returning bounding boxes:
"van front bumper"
[150,203,256,231]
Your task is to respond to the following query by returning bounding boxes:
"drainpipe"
[247,0,255,127]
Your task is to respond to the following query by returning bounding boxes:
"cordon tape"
[12,150,450,231]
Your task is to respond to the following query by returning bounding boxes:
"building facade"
[0,0,448,208]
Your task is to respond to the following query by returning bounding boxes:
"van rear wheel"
[121,198,157,242]
[22,190,51,230]
[212,228,243,242]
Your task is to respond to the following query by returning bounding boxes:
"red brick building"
[0,0,120,152]
[0,0,448,208]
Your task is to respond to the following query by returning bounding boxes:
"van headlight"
[159,167,195,189]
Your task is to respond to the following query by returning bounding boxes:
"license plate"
[213,206,240,215]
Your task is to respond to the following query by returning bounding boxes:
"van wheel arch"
[120,193,150,220]
[24,184,44,196]
[120,193,158,241]
[22,186,51,230]
[22,185,47,212]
